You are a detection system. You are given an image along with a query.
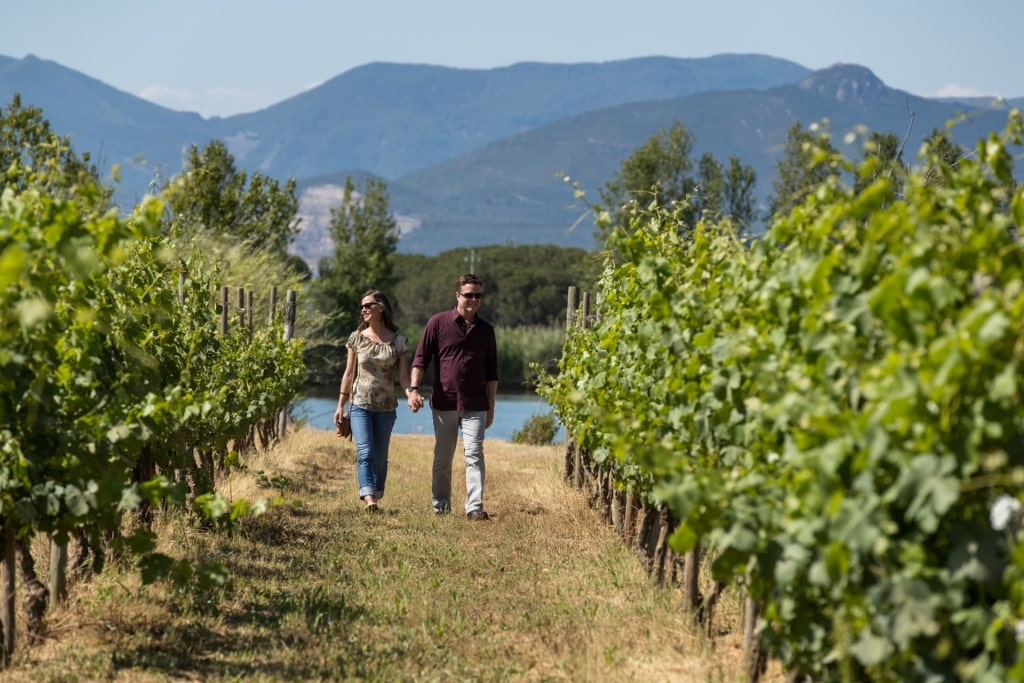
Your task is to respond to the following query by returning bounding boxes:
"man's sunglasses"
[459,292,483,299]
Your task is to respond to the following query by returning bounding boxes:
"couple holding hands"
[334,274,497,520]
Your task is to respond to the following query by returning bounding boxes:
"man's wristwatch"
[405,386,420,393]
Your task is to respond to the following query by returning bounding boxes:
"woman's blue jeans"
[349,405,397,500]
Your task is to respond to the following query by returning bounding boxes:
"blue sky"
[3,0,1021,118]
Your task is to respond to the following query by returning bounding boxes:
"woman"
[335,290,412,512]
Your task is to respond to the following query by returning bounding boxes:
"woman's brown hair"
[358,290,398,332]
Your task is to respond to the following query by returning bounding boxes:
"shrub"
[510,412,559,445]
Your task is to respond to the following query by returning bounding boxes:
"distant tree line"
[391,245,600,328]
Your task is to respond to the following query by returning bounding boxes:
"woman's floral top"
[346,329,409,412]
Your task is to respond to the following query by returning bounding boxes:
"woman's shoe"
[362,495,379,513]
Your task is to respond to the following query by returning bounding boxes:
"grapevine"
[541,112,1024,680]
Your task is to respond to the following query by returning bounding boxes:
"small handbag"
[335,413,352,440]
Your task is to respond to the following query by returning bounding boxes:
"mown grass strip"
[8,429,769,682]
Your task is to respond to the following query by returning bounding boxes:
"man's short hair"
[458,273,483,289]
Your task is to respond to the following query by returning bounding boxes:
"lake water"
[290,391,563,442]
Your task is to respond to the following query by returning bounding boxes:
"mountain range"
[1,53,1020,262]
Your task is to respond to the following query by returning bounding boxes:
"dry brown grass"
[1,428,783,682]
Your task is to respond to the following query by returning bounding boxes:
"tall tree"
[767,122,840,221]
[597,121,698,246]
[0,95,111,211]
[920,127,969,188]
[597,120,758,246]
[159,140,313,353]
[920,126,1018,216]
[854,130,904,197]
[312,176,399,344]
[722,157,758,230]
[164,140,300,253]
[693,153,758,232]
[694,152,724,219]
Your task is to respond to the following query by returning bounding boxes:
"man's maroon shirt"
[412,309,498,412]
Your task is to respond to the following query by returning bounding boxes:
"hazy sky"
[3,0,1020,118]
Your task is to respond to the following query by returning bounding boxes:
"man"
[407,274,498,520]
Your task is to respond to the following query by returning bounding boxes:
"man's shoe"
[466,510,490,521]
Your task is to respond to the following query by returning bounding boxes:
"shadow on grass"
[110,586,368,680]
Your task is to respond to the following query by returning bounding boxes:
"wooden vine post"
[744,594,766,681]
[0,530,12,667]
[220,286,229,336]
[563,286,578,482]
[573,292,591,491]
[277,289,296,439]
[236,287,245,330]
[48,536,67,608]
[682,542,701,615]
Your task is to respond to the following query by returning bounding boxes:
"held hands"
[406,389,425,413]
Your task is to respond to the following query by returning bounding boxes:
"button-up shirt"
[412,309,498,411]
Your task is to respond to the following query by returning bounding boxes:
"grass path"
[6,428,762,682]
